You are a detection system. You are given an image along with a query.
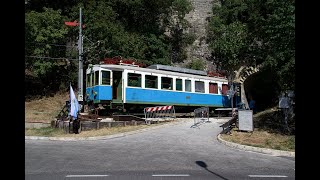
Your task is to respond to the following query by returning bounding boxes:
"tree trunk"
[240,82,249,109]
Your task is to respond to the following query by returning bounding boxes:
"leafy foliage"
[25,8,69,71]
[207,0,295,91]
[168,0,193,63]
[187,59,205,70]
[77,0,193,65]
[208,20,249,70]
[25,0,194,96]
[25,8,77,95]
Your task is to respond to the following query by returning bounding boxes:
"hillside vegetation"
[25,0,194,97]
[25,0,294,99]
[25,91,69,123]
[25,0,295,140]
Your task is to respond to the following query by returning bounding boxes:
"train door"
[112,71,123,103]
[86,69,94,101]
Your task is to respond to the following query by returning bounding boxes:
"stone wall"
[177,0,219,71]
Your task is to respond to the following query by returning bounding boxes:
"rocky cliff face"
[176,0,218,71]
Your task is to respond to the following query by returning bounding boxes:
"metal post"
[231,85,234,113]
[78,7,84,111]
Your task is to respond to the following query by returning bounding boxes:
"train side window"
[195,81,205,93]
[86,73,92,87]
[161,77,173,90]
[128,73,141,87]
[101,71,110,85]
[94,71,99,86]
[209,83,218,94]
[185,80,191,92]
[222,84,228,95]
[176,78,182,91]
[145,75,158,89]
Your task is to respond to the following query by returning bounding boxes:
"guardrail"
[191,106,210,128]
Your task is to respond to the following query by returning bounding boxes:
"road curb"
[25,119,192,141]
[217,134,295,157]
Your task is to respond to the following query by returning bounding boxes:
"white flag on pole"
[69,84,79,119]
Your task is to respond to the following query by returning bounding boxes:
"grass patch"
[25,127,66,137]
[220,107,295,152]
[25,121,172,138]
[25,92,69,123]
[221,128,294,151]
[253,107,295,135]
[220,128,295,152]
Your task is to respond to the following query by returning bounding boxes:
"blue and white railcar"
[85,63,233,112]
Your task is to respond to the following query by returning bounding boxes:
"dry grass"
[220,107,295,152]
[25,92,69,123]
[25,91,178,137]
[221,128,295,151]
[25,122,168,137]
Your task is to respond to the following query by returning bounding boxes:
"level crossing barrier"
[143,105,176,125]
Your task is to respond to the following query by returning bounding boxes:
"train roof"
[90,64,228,82]
[147,64,207,76]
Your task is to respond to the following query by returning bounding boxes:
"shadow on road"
[195,161,229,180]
[190,120,211,129]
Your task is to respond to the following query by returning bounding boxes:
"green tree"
[67,0,193,66]
[207,0,295,107]
[25,8,75,95]
[25,0,78,15]
[25,0,194,96]
[168,0,193,63]
[187,59,205,70]
[253,0,295,90]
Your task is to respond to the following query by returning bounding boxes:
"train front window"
[87,73,92,87]
[101,71,111,85]
[128,73,141,87]
[185,80,191,92]
[94,71,100,86]
[195,81,205,93]
[176,79,182,91]
[145,75,158,89]
[161,77,173,90]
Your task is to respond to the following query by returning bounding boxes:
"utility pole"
[64,8,85,112]
[78,7,84,111]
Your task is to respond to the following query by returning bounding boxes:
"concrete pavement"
[26,117,295,179]
[25,117,295,158]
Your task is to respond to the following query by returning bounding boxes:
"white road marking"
[248,175,288,178]
[152,174,190,177]
[66,175,109,177]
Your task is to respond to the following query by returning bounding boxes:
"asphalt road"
[25,118,295,180]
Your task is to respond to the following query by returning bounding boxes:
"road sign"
[238,110,253,131]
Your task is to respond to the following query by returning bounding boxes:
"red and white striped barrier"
[145,105,173,112]
[144,105,175,124]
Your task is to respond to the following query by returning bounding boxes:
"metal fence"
[143,105,176,124]
[278,90,295,133]
[191,106,210,128]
